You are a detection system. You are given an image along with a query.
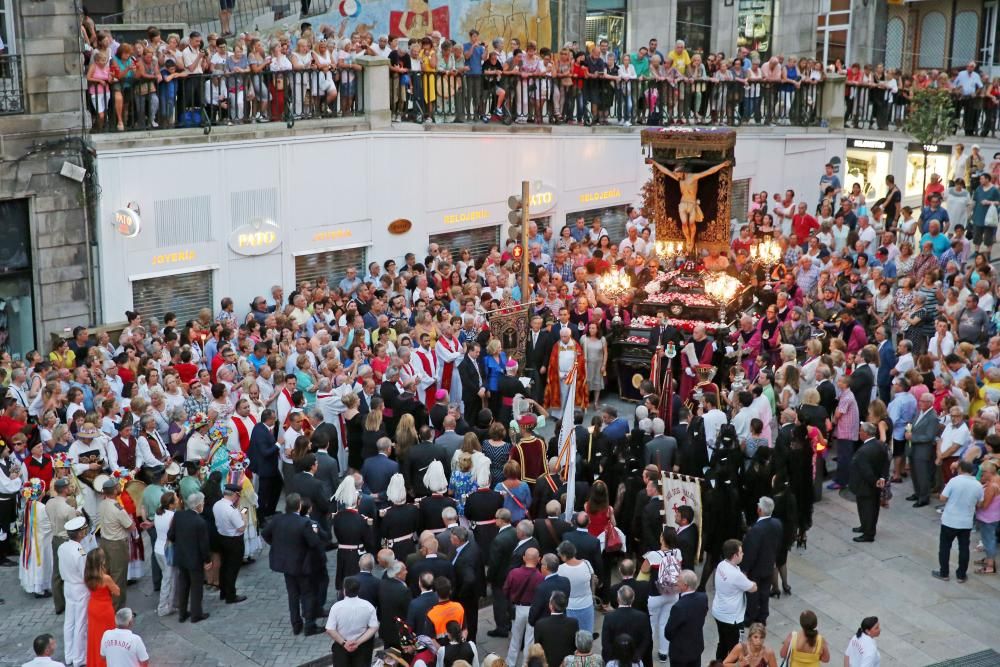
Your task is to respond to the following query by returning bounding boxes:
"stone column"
[355,55,390,130]
[821,74,846,130]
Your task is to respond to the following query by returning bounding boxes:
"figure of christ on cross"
[647,158,731,255]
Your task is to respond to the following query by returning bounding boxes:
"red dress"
[586,503,612,537]
[87,581,117,667]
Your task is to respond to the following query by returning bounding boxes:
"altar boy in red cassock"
[543,327,588,416]
[679,324,716,401]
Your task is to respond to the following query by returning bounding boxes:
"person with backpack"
[638,526,683,663]
[710,538,757,661]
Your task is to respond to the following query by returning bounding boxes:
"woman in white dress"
[944,178,972,230]
[152,490,177,616]
[19,478,52,597]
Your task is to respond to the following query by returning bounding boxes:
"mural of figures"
[266,0,552,49]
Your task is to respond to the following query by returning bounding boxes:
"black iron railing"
[86,68,364,133]
[389,72,825,128]
[0,55,26,115]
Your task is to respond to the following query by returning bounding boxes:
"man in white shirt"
[213,485,247,605]
[937,406,971,471]
[711,538,757,659]
[58,517,90,667]
[728,392,755,445]
[99,608,149,667]
[619,226,647,256]
[892,340,914,378]
[103,361,124,398]
[22,634,65,667]
[701,394,728,453]
[326,576,379,665]
[856,216,877,255]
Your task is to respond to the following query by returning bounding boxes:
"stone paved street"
[2,402,1000,666]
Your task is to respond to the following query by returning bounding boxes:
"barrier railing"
[86,67,364,133]
[0,55,26,115]
[389,72,824,127]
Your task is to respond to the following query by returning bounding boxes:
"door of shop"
[132,270,214,325]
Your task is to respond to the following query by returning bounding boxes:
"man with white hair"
[644,417,677,471]
[435,322,464,403]
[543,327,588,417]
[739,496,782,625]
[99,607,148,667]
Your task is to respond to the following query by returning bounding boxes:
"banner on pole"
[660,472,703,562]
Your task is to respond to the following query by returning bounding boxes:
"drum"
[124,479,147,510]
[91,474,111,494]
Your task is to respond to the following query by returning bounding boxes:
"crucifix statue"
[647,158,731,255]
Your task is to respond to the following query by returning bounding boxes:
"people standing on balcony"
[86,52,112,131]
[954,61,984,137]
[268,42,292,121]
[339,39,362,118]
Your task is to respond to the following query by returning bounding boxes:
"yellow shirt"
[671,49,691,75]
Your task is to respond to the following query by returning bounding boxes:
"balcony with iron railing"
[0,54,26,115]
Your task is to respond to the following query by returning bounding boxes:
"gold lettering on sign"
[312,229,353,243]
[529,192,554,207]
[238,231,277,247]
[443,209,489,225]
[579,188,622,204]
[152,251,196,265]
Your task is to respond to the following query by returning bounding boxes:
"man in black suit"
[395,380,430,432]
[816,366,837,423]
[308,421,340,500]
[562,513,603,582]
[850,422,890,543]
[286,454,332,534]
[850,347,876,428]
[406,571,438,637]
[640,480,666,554]
[451,526,485,641]
[261,492,325,635]
[528,553,570,626]
[648,313,681,388]
[510,520,541,570]
[247,409,282,519]
[355,553,381,609]
[360,437,398,506]
[673,408,704,477]
[610,559,650,613]
[740,496,783,625]
[644,419,678,471]
[458,342,486,426]
[674,505,699,571]
[525,316,552,404]
[533,500,572,554]
[487,509,518,638]
[602,585,653,667]
[167,491,211,623]
[664,570,708,667]
[404,428,451,497]
[406,533,454,596]
[531,460,566,518]
[533,591,579,667]
[309,406,340,455]
[378,560,413,649]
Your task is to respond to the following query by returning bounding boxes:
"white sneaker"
[151,121,159,128]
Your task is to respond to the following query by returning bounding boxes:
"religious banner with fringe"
[660,471,703,563]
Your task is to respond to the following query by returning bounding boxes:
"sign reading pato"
[528,182,557,214]
[113,205,142,238]
[229,218,281,256]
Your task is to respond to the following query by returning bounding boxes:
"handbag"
[603,508,623,553]
[985,202,998,228]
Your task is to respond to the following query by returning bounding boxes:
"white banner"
[660,472,703,562]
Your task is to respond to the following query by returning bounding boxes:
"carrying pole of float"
[521,179,531,305]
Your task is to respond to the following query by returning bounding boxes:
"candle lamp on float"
[654,240,686,266]
[703,272,742,330]
[596,271,632,324]
[748,238,782,268]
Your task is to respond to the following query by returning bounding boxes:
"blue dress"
[483,352,507,392]
[449,471,477,516]
[495,480,531,522]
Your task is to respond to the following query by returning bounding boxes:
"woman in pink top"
[975,461,1000,574]
[87,52,112,130]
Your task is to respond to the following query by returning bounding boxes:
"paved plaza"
[2,407,1000,667]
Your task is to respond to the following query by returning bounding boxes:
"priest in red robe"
[679,324,716,401]
[543,327,588,416]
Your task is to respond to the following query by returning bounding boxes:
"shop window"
[885,17,904,71]
[736,0,774,59]
[905,151,951,200]
[585,1,626,58]
[294,246,369,289]
[676,0,712,54]
[951,11,980,66]
[845,150,891,201]
[132,269,214,327]
[918,12,947,69]
[430,225,501,260]
[566,205,628,247]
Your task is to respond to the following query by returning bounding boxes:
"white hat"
[66,517,87,532]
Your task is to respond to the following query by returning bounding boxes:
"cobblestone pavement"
[3,399,1000,666]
